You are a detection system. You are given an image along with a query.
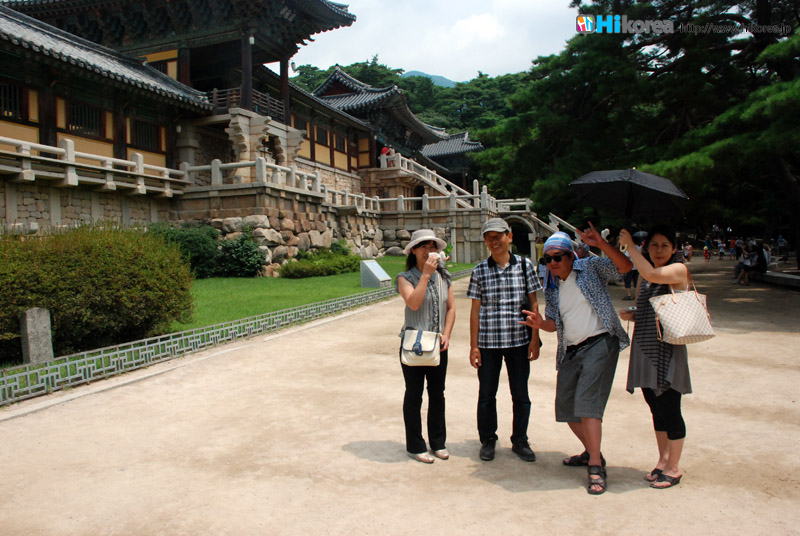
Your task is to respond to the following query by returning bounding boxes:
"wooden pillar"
[37,88,57,148]
[113,92,127,161]
[241,32,253,111]
[309,113,316,161]
[280,58,291,125]
[329,120,335,167]
[178,47,191,86]
[369,130,377,168]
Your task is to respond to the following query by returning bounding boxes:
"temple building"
[2,0,549,267]
[420,131,484,191]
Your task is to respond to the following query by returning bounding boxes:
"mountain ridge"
[402,70,458,87]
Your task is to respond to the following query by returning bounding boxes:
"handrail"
[0,136,188,192]
[380,152,475,208]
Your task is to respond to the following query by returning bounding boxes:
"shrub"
[0,225,193,363]
[278,260,329,279]
[215,232,264,277]
[149,224,265,278]
[149,223,219,278]
[279,242,361,279]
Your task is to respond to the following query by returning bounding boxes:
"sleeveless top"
[396,267,450,335]
[626,277,692,396]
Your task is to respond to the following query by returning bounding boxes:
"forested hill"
[291,1,800,244]
[402,71,457,88]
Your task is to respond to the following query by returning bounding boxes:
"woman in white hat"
[396,229,456,463]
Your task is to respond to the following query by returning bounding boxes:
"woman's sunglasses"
[543,252,571,264]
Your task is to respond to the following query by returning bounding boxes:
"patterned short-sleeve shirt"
[467,254,542,348]
[544,256,630,368]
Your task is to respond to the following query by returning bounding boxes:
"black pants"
[401,350,448,453]
[477,344,531,444]
[624,269,639,290]
[642,387,686,440]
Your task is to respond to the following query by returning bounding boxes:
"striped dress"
[626,278,692,396]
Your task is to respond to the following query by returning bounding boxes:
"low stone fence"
[0,269,473,407]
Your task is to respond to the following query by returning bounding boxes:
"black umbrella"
[570,168,688,222]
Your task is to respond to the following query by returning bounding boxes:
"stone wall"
[200,208,383,277]
[295,158,362,195]
[1,179,172,231]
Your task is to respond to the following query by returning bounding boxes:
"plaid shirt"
[467,254,542,348]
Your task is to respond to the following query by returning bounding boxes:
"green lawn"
[171,256,473,331]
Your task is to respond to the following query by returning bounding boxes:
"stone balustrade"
[0,136,188,196]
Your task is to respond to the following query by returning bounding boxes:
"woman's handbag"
[401,329,441,366]
[648,278,715,345]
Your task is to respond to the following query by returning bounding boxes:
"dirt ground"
[1,259,798,536]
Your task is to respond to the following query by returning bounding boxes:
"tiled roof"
[421,131,484,158]
[0,4,211,111]
[258,65,369,129]
[312,66,447,143]
[1,1,355,58]
[316,87,401,112]
[312,66,372,96]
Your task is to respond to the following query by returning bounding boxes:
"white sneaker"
[408,451,435,464]
[433,449,450,460]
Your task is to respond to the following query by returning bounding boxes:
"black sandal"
[563,451,606,467]
[650,473,682,489]
[587,465,607,495]
[645,468,663,482]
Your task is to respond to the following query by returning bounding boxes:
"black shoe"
[479,440,496,461]
[512,441,537,462]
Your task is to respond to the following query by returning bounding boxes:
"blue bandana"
[543,232,574,289]
[544,232,574,255]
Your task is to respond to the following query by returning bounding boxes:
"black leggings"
[642,388,686,440]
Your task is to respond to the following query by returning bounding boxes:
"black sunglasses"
[543,252,571,264]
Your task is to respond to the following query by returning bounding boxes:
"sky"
[282,0,581,82]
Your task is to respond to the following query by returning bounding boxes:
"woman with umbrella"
[618,226,691,489]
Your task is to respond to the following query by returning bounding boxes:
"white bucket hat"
[403,229,447,255]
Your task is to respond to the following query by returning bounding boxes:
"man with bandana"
[521,223,632,495]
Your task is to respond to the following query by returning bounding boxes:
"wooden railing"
[209,87,284,121]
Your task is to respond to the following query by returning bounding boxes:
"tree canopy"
[474,0,799,242]
[291,2,799,245]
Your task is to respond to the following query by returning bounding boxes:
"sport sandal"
[587,465,607,495]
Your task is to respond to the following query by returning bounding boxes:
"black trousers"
[401,350,448,453]
[642,387,686,440]
[476,344,531,444]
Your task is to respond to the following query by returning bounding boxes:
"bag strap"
[665,265,700,303]
[520,255,530,296]
[434,271,444,334]
[411,329,425,356]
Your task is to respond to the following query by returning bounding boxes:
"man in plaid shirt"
[467,218,542,462]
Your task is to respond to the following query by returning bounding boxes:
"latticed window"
[316,126,329,146]
[334,134,346,152]
[68,101,102,136]
[150,61,168,74]
[0,83,22,120]
[293,116,308,134]
[132,119,160,151]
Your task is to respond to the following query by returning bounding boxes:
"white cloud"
[449,14,505,47]
[288,0,578,82]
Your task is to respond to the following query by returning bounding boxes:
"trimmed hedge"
[0,226,193,364]
[280,241,361,279]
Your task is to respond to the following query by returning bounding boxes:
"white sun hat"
[403,229,447,255]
